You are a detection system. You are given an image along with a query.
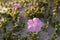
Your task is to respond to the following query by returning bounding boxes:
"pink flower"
[27,18,44,32]
[12,3,21,8]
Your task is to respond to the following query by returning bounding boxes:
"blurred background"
[0,0,60,40]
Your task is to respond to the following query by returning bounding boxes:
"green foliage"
[0,0,60,40]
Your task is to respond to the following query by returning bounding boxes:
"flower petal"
[12,3,21,8]
[33,18,41,24]
[35,26,41,32]
[38,21,44,27]
[28,26,35,32]
[35,21,43,32]
[27,19,33,26]
[35,27,41,32]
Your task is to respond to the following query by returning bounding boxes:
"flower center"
[33,23,37,27]
[32,23,37,32]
